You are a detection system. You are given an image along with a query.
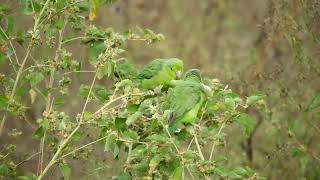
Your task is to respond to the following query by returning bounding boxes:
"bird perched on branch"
[136,58,184,90]
[166,69,212,133]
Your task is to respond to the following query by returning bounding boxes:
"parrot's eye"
[170,67,173,71]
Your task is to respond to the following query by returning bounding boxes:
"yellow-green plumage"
[167,69,206,131]
[137,58,184,89]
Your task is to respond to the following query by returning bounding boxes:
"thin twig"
[0,26,20,65]
[209,122,225,161]
[92,93,144,118]
[193,133,205,160]
[37,74,97,180]
[60,135,109,159]
[38,20,67,175]
[15,152,41,168]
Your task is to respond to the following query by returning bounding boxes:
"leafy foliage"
[6,0,320,179]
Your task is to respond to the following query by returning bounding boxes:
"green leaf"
[88,41,105,65]
[117,171,131,180]
[246,93,266,106]
[5,16,14,35]
[169,165,183,180]
[78,84,90,98]
[16,30,28,45]
[26,72,44,87]
[214,167,243,179]
[83,111,93,122]
[149,154,162,173]
[130,145,147,158]
[104,133,117,151]
[55,18,64,30]
[126,104,139,113]
[0,164,9,176]
[18,175,37,180]
[114,117,126,131]
[59,163,71,180]
[0,53,5,64]
[235,113,255,137]
[0,95,9,110]
[54,95,65,106]
[70,131,83,142]
[19,0,33,15]
[126,111,142,126]
[104,133,120,158]
[97,61,114,79]
[122,130,139,142]
[146,133,167,143]
[96,63,108,79]
[107,60,113,77]
[132,161,149,176]
[94,85,110,102]
[290,148,302,157]
[32,126,46,139]
[307,93,320,111]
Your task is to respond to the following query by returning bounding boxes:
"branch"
[37,74,97,180]
[0,0,52,135]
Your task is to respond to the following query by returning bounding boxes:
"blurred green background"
[1,0,320,179]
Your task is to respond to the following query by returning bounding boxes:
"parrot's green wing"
[136,59,163,80]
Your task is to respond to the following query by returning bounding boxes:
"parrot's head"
[164,58,184,79]
[184,69,202,83]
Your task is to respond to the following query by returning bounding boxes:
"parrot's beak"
[175,71,182,79]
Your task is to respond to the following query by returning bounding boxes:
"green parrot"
[136,58,184,90]
[166,69,211,133]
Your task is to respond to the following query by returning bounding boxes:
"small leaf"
[5,16,14,35]
[246,93,266,106]
[94,85,110,102]
[236,113,255,137]
[107,60,113,77]
[169,165,183,180]
[26,72,44,87]
[0,164,9,176]
[149,154,162,173]
[19,0,33,15]
[88,41,105,65]
[32,126,46,139]
[126,111,142,126]
[54,95,65,106]
[0,53,5,64]
[18,175,37,180]
[146,134,167,143]
[83,111,93,122]
[78,85,90,98]
[122,130,139,142]
[132,161,149,176]
[115,117,126,131]
[130,145,147,158]
[96,63,109,79]
[55,18,64,30]
[0,95,9,109]
[59,163,71,180]
[104,133,117,152]
[117,171,131,180]
[307,93,320,111]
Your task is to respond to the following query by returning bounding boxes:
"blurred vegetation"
[0,0,319,179]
